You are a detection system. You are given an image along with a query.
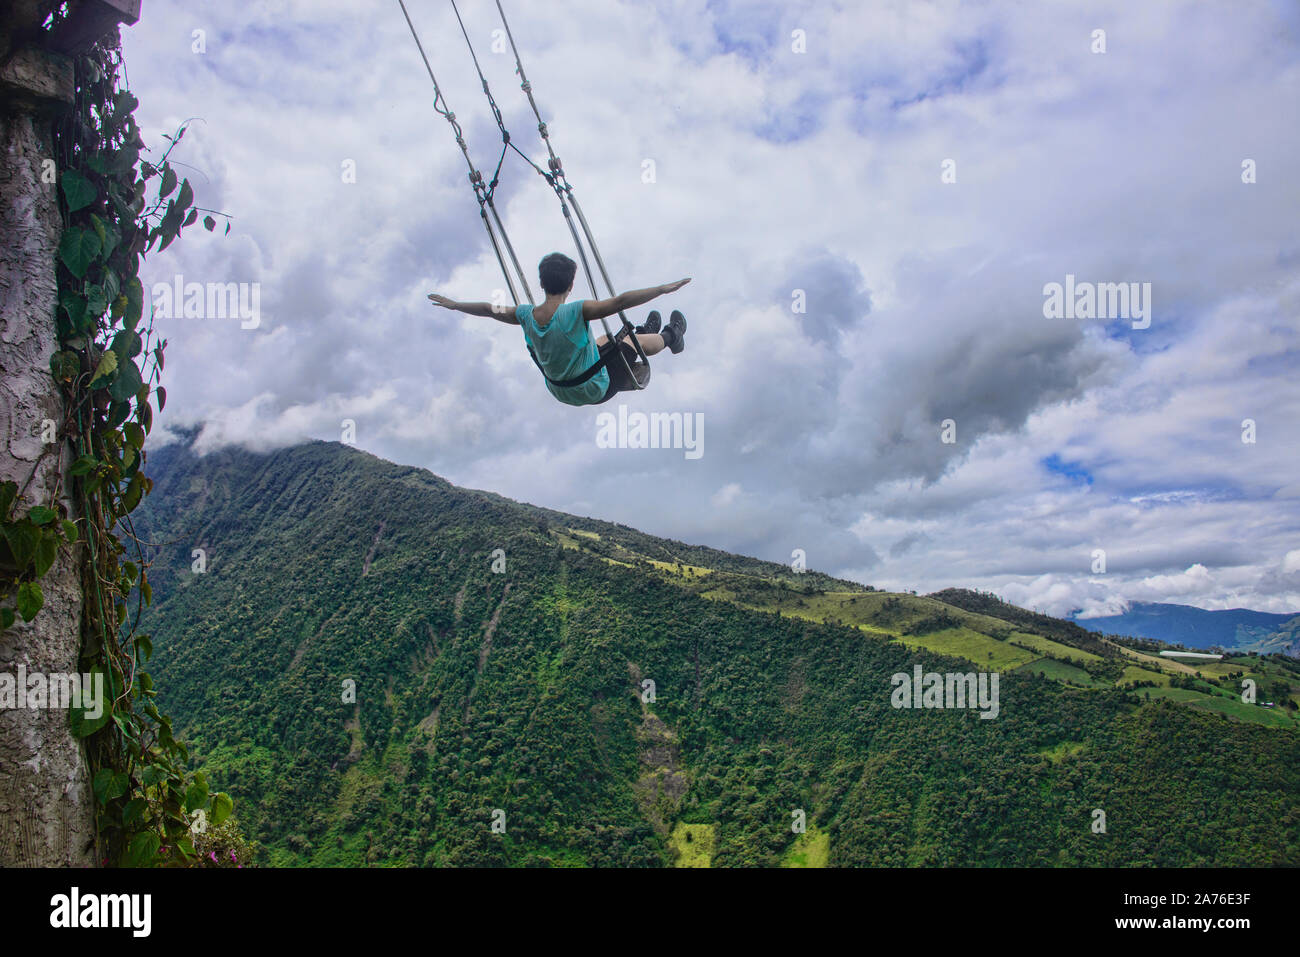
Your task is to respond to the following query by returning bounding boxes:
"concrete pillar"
[0,33,94,868]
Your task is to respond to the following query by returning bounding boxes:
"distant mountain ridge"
[1070,601,1299,654]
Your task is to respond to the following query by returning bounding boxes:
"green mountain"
[135,437,1300,867]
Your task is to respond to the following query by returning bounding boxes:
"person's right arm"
[582,278,691,322]
[427,294,520,325]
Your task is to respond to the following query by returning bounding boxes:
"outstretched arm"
[427,294,519,325]
[582,278,691,322]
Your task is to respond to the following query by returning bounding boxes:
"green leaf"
[89,350,117,388]
[0,481,15,517]
[134,633,153,662]
[176,178,193,210]
[111,329,142,361]
[124,831,160,868]
[58,227,102,279]
[61,169,97,213]
[92,768,115,803]
[49,350,79,384]
[211,792,233,826]
[16,582,43,621]
[156,205,184,252]
[59,290,88,334]
[203,215,216,232]
[123,276,144,329]
[122,798,149,826]
[156,386,166,411]
[93,768,128,804]
[142,765,167,788]
[121,473,144,513]
[108,357,143,403]
[184,779,209,813]
[108,769,128,800]
[159,166,177,198]
[89,213,118,262]
[0,608,13,630]
[107,401,132,429]
[183,207,198,227]
[69,695,111,737]
[27,506,56,525]
[100,265,120,303]
[113,89,140,118]
[60,519,78,542]
[123,422,145,450]
[2,522,40,568]
[85,284,109,318]
[69,454,98,477]
[33,532,57,578]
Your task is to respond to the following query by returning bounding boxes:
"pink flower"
[209,851,217,863]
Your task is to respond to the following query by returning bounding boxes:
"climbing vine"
[0,34,239,866]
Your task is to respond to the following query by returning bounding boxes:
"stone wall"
[0,39,96,868]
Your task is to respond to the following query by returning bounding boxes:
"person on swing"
[428,252,690,407]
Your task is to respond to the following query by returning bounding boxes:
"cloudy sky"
[120,0,1300,617]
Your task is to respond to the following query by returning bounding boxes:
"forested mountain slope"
[135,437,1300,866]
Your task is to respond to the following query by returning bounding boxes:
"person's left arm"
[428,294,519,325]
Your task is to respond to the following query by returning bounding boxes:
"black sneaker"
[635,310,661,336]
[664,310,687,354]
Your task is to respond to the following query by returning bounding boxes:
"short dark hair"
[538,252,577,296]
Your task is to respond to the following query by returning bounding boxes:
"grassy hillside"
[134,438,1300,867]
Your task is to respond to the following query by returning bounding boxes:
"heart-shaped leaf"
[27,505,56,525]
[124,831,160,868]
[89,349,118,388]
[16,581,44,621]
[211,791,233,826]
[61,169,97,213]
[58,227,101,279]
[108,356,143,403]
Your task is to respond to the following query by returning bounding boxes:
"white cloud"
[121,0,1300,617]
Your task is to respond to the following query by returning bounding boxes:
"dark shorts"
[596,340,642,404]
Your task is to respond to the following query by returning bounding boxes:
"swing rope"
[397,0,533,305]
[398,0,649,388]
[488,0,643,356]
